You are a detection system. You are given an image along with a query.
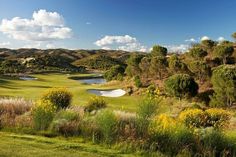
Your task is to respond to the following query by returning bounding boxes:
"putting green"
[0,73,140,112]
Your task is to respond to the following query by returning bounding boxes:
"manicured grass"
[0,132,138,157]
[0,73,140,112]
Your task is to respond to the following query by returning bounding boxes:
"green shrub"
[80,116,101,143]
[104,65,125,81]
[85,96,107,112]
[96,110,117,144]
[196,128,235,156]
[136,97,159,137]
[164,74,199,99]
[41,88,72,109]
[50,109,80,136]
[210,65,236,107]
[134,75,142,88]
[32,100,56,130]
[114,110,137,140]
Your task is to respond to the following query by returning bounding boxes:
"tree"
[232,32,236,41]
[189,46,207,60]
[125,54,143,77]
[188,61,211,84]
[151,45,167,57]
[0,60,25,74]
[134,75,142,88]
[213,44,234,64]
[210,65,236,107]
[201,39,216,51]
[149,56,168,79]
[104,65,125,81]
[164,74,199,99]
[168,54,188,74]
[139,57,151,78]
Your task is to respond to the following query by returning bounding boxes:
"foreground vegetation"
[0,87,236,156]
[0,132,141,157]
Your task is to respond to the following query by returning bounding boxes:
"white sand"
[19,76,38,80]
[88,89,126,97]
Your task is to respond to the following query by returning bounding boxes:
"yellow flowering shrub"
[149,114,176,134]
[41,88,72,109]
[178,108,231,129]
[85,96,107,112]
[32,100,56,130]
[206,108,231,128]
[178,109,206,128]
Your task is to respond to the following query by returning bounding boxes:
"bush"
[32,100,56,130]
[148,114,195,155]
[179,108,231,129]
[114,110,137,140]
[41,88,72,109]
[50,109,80,136]
[85,96,107,112]
[96,110,117,144]
[134,76,142,88]
[178,109,206,128]
[164,74,199,99]
[196,128,235,156]
[80,116,101,143]
[210,65,236,107]
[104,65,125,81]
[205,108,231,129]
[136,97,159,137]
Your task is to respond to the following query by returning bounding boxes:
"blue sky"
[0,0,236,52]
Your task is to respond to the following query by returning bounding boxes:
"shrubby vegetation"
[104,65,125,81]
[164,74,199,99]
[0,88,235,156]
[41,88,72,109]
[84,96,107,112]
[32,100,56,130]
[210,65,236,107]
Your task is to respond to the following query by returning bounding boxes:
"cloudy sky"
[0,0,236,52]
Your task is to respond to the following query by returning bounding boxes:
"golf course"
[0,73,140,112]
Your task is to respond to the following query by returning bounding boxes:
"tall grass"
[0,98,32,128]
[0,98,32,116]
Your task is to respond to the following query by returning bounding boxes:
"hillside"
[0,48,130,73]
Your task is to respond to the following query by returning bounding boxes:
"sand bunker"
[19,76,38,80]
[88,89,126,97]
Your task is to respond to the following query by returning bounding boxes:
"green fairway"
[0,132,138,157]
[0,73,140,112]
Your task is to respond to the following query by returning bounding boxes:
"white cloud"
[217,37,225,42]
[0,41,10,47]
[94,35,147,52]
[95,35,137,47]
[86,22,91,25]
[101,47,111,50]
[165,44,190,53]
[46,43,55,49]
[0,9,72,42]
[185,38,196,42]
[23,42,41,48]
[201,36,210,41]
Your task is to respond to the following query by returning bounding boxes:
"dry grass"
[0,98,32,116]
